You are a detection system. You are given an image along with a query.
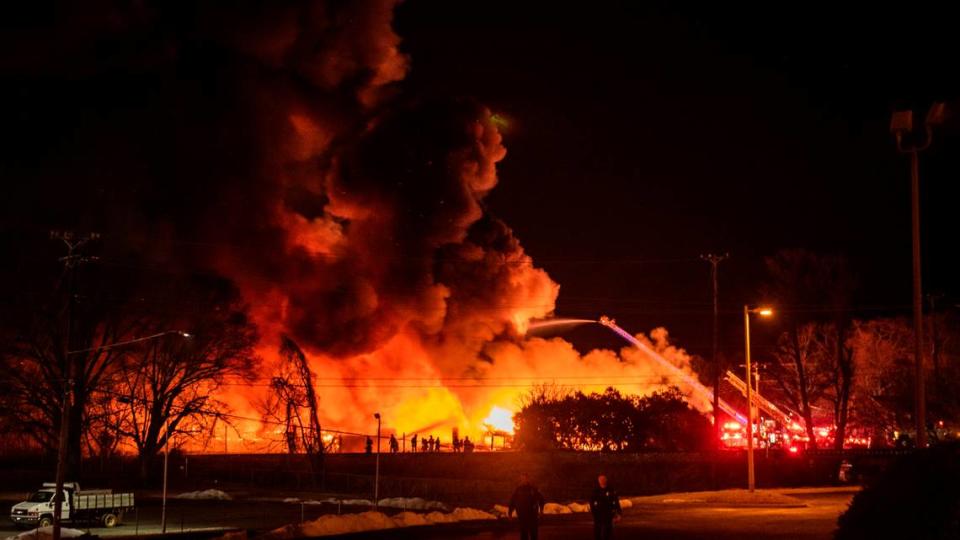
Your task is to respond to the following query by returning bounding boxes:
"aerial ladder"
[598,315,748,424]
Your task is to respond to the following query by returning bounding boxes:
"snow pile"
[391,512,430,527]
[541,501,591,514]
[300,512,397,537]
[282,496,446,511]
[446,508,496,521]
[378,497,448,511]
[419,508,493,524]
[422,511,456,524]
[539,499,627,514]
[543,502,574,514]
[175,489,232,500]
[267,507,496,538]
[570,502,591,512]
[5,527,86,540]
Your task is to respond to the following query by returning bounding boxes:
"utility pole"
[373,413,381,510]
[891,103,945,448]
[49,231,99,540]
[701,253,729,449]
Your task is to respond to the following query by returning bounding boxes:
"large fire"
[138,0,713,452]
[483,406,516,434]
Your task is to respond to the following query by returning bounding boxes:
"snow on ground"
[377,497,448,511]
[630,489,806,507]
[5,527,86,540]
[265,507,496,538]
[175,489,232,500]
[542,503,573,514]
[540,500,624,514]
[279,496,445,511]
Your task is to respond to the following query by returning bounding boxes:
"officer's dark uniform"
[590,484,622,540]
[509,483,545,540]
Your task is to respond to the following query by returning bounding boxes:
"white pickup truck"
[10,483,134,528]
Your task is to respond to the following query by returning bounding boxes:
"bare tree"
[259,336,325,479]
[769,322,833,447]
[109,277,258,481]
[764,249,857,448]
[848,318,913,443]
[0,260,140,474]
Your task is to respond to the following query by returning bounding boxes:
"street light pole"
[891,103,945,448]
[743,306,773,493]
[373,413,381,509]
[161,417,170,534]
[743,305,755,493]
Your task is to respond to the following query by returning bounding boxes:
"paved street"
[2,489,854,539]
[392,490,855,540]
[1,497,339,537]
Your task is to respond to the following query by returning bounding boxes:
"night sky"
[396,1,960,355]
[2,1,959,361]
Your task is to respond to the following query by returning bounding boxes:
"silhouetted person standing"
[410,434,418,453]
[365,437,373,454]
[590,474,621,540]
[434,436,441,452]
[424,435,432,452]
[508,473,544,540]
[389,434,399,453]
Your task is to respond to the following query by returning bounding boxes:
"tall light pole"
[743,305,773,492]
[701,253,729,448]
[891,102,945,448]
[161,417,170,534]
[373,413,381,509]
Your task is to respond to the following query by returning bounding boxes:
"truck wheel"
[38,516,53,528]
[102,513,118,528]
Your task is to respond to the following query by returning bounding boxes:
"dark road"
[2,489,854,539]
[399,490,853,540]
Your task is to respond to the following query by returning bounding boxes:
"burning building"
[2,0,721,453]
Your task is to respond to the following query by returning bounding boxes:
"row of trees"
[759,250,960,448]
[0,254,260,480]
[511,249,960,453]
[513,387,712,452]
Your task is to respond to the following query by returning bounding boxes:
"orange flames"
[178,0,711,453]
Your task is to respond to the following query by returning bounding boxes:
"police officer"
[590,474,622,540]
[508,473,545,540]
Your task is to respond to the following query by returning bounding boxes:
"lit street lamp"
[52,330,191,540]
[66,330,192,356]
[373,412,381,510]
[743,305,773,492]
[890,102,945,449]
